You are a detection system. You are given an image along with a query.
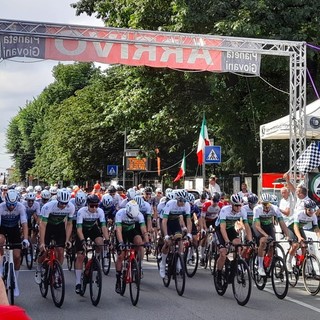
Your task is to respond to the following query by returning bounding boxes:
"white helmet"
[57,188,71,204]
[5,189,19,205]
[25,192,36,201]
[41,189,51,200]
[126,200,140,218]
[126,188,136,201]
[133,195,144,209]
[34,185,42,192]
[26,186,34,193]
[75,191,87,206]
[102,194,113,207]
[165,188,173,196]
[49,186,58,195]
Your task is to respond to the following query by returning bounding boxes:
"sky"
[0,0,104,173]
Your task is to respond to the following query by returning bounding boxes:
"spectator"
[238,183,250,198]
[279,187,293,225]
[207,175,221,196]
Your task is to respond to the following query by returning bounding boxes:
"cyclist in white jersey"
[0,189,29,296]
[214,194,253,289]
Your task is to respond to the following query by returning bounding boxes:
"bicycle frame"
[2,244,16,305]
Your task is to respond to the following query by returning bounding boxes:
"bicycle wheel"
[184,243,199,278]
[80,258,88,296]
[252,253,267,290]
[284,252,299,287]
[25,242,33,270]
[174,253,185,296]
[271,256,288,299]
[275,243,285,259]
[39,264,49,298]
[120,269,127,296]
[232,259,252,306]
[302,254,320,296]
[65,248,73,271]
[8,263,15,305]
[50,260,65,308]
[89,257,102,306]
[102,245,111,276]
[129,258,141,306]
[163,253,172,288]
[213,255,228,295]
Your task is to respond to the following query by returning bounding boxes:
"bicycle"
[213,243,252,306]
[162,234,186,296]
[1,242,20,305]
[203,227,217,273]
[252,238,289,299]
[183,238,199,278]
[78,241,102,306]
[20,236,33,270]
[65,239,76,271]
[119,243,143,306]
[38,242,65,308]
[285,239,320,295]
[100,240,111,276]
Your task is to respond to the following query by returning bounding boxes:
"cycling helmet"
[116,185,125,192]
[41,189,51,200]
[187,193,195,204]
[26,186,34,193]
[87,194,100,204]
[166,192,176,201]
[57,188,71,204]
[134,195,144,208]
[230,194,243,205]
[75,191,87,206]
[102,194,113,207]
[107,185,117,194]
[126,188,136,201]
[49,186,58,195]
[25,192,36,201]
[247,194,258,205]
[174,189,188,202]
[165,188,173,196]
[304,199,317,209]
[126,200,140,218]
[5,189,19,206]
[144,186,153,194]
[260,193,272,203]
[34,185,42,192]
[212,192,221,203]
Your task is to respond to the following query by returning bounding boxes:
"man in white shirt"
[278,187,293,225]
[207,175,221,196]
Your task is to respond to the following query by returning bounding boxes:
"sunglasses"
[89,204,99,208]
[234,204,242,207]
[58,201,68,206]
[145,192,152,195]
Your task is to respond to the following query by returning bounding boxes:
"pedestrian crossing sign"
[107,165,118,176]
[205,146,221,164]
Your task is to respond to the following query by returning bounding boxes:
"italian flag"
[174,151,186,182]
[197,115,210,165]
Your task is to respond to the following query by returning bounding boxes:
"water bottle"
[296,254,304,266]
[263,254,271,268]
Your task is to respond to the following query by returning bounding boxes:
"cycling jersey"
[162,200,191,220]
[99,202,117,220]
[22,200,40,220]
[242,204,254,226]
[77,206,106,230]
[0,202,27,227]
[69,198,86,221]
[201,200,220,220]
[139,200,152,221]
[40,200,75,225]
[215,205,248,229]
[253,204,283,226]
[157,201,166,219]
[288,209,318,230]
[115,208,145,232]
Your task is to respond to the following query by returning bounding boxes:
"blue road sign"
[205,146,221,164]
[107,165,118,176]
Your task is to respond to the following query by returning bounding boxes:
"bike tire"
[213,255,228,296]
[252,253,267,290]
[232,259,252,306]
[184,243,199,278]
[302,253,320,296]
[129,258,141,306]
[8,263,15,305]
[102,245,111,276]
[39,264,49,298]
[275,243,285,260]
[89,257,102,306]
[284,252,299,287]
[25,242,34,270]
[80,258,88,296]
[163,254,172,288]
[174,253,186,296]
[50,260,65,308]
[271,256,288,299]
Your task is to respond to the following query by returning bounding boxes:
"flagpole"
[202,161,206,192]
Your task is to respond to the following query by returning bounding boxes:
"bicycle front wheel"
[8,263,15,305]
[163,254,172,288]
[284,252,299,287]
[302,254,320,296]
[271,256,288,299]
[50,260,65,308]
[39,264,49,298]
[101,245,111,276]
[232,259,252,306]
[25,242,34,270]
[129,258,141,306]
[252,253,267,290]
[174,253,186,296]
[213,255,228,296]
[89,257,102,306]
[184,243,199,278]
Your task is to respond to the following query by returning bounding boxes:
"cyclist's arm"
[76,225,85,242]
[162,217,168,237]
[139,225,148,242]
[244,221,253,241]
[65,220,73,243]
[101,225,109,241]
[186,215,192,234]
[39,219,47,246]
[293,223,304,242]
[21,222,28,241]
[278,219,289,238]
[220,222,229,243]
[253,219,268,238]
[115,224,123,243]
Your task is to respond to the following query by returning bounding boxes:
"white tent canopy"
[260,98,320,140]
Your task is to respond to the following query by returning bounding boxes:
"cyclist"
[34,188,75,284]
[0,189,29,297]
[69,190,87,242]
[253,193,289,276]
[107,185,122,210]
[114,200,149,293]
[100,194,117,224]
[116,185,126,199]
[134,195,152,234]
[49,186,58,200]
[74,194,109,294]
[158,189,192,278]
[34,185,42,200]
[285,199,320,272]
[37,189,51,210]
[119,188,136,208]
[242,193,258,232]
[214,194,253,289]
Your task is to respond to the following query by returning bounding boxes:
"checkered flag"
[296,141,320,174]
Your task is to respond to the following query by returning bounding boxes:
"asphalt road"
[15,256,320,320]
